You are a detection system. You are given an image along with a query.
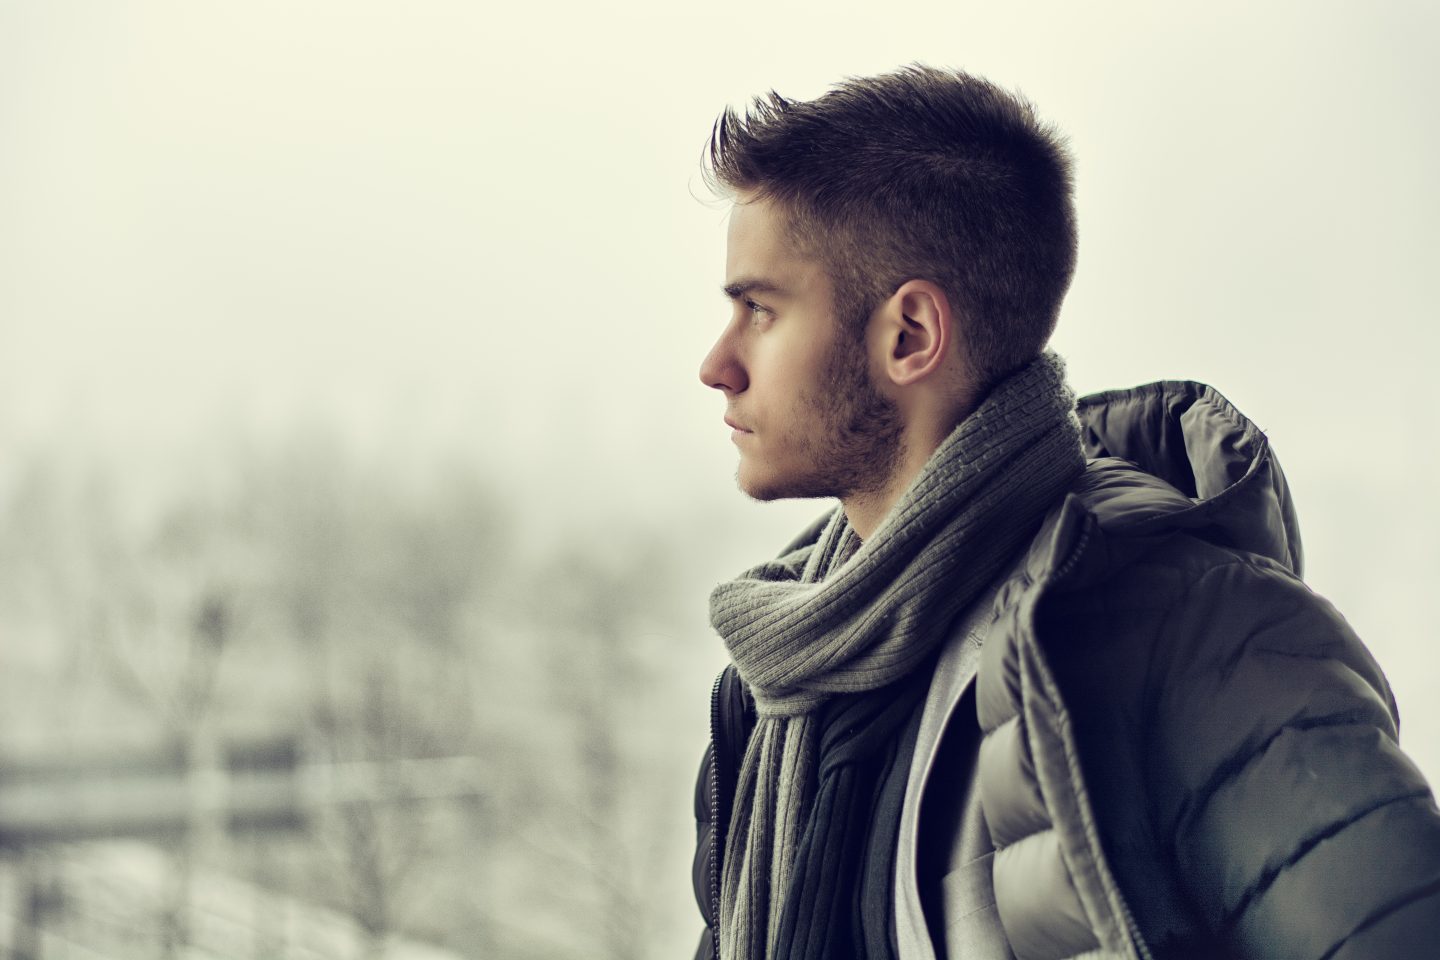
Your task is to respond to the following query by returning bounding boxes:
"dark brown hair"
[705,64,1077,392]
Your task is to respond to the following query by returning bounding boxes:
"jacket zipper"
[708,669,725,960]
[1117,892,1154,960]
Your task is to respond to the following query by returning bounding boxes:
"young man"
[692,66,1440,960]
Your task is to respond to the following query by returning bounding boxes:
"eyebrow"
[721,278,788,301]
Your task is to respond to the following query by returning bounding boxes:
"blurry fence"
[0,841,466,960]
[0,739,487,960]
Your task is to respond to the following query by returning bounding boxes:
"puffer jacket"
[693,380,1440,959]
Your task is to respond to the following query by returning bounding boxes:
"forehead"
[724,195,824,293]
[726,195,788,258]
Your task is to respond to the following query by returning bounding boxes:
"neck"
[841,419,953,540]
[839,490,894,543]
[843,386,987,540]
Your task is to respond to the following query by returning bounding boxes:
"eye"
[744,298,774,323]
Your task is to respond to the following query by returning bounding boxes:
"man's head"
[699,66,1077,523]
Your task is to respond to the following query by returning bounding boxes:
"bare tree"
[263,441,504,957]
[505,538,697,960]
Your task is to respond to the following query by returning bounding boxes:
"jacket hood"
[1069,380,1303,576]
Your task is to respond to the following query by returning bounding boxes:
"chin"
[736,462,834,503]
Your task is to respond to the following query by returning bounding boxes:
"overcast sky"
[3,1,1438,778]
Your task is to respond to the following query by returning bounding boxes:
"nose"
[699,326,747,395]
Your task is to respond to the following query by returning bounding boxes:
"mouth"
[724,417,752,434]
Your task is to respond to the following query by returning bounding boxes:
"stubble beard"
[742,333,904,503]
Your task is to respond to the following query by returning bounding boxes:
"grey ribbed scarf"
[709,352,1085,960]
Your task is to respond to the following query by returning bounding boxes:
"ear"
[874,279,953,387]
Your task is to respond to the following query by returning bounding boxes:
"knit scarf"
[709,352,1085,960]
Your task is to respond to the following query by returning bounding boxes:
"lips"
[724,416,752,433]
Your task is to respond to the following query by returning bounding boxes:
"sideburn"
[816,330,904,500]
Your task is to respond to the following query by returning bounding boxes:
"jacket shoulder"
[1043,535,1440,957]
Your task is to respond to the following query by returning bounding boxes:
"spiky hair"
[706,64,1077,390]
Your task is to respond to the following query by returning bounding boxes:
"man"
[691,66,1440,960]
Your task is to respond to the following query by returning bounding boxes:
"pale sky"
[3,1,1438,779]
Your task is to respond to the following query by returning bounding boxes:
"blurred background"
[1,1,1436,957]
